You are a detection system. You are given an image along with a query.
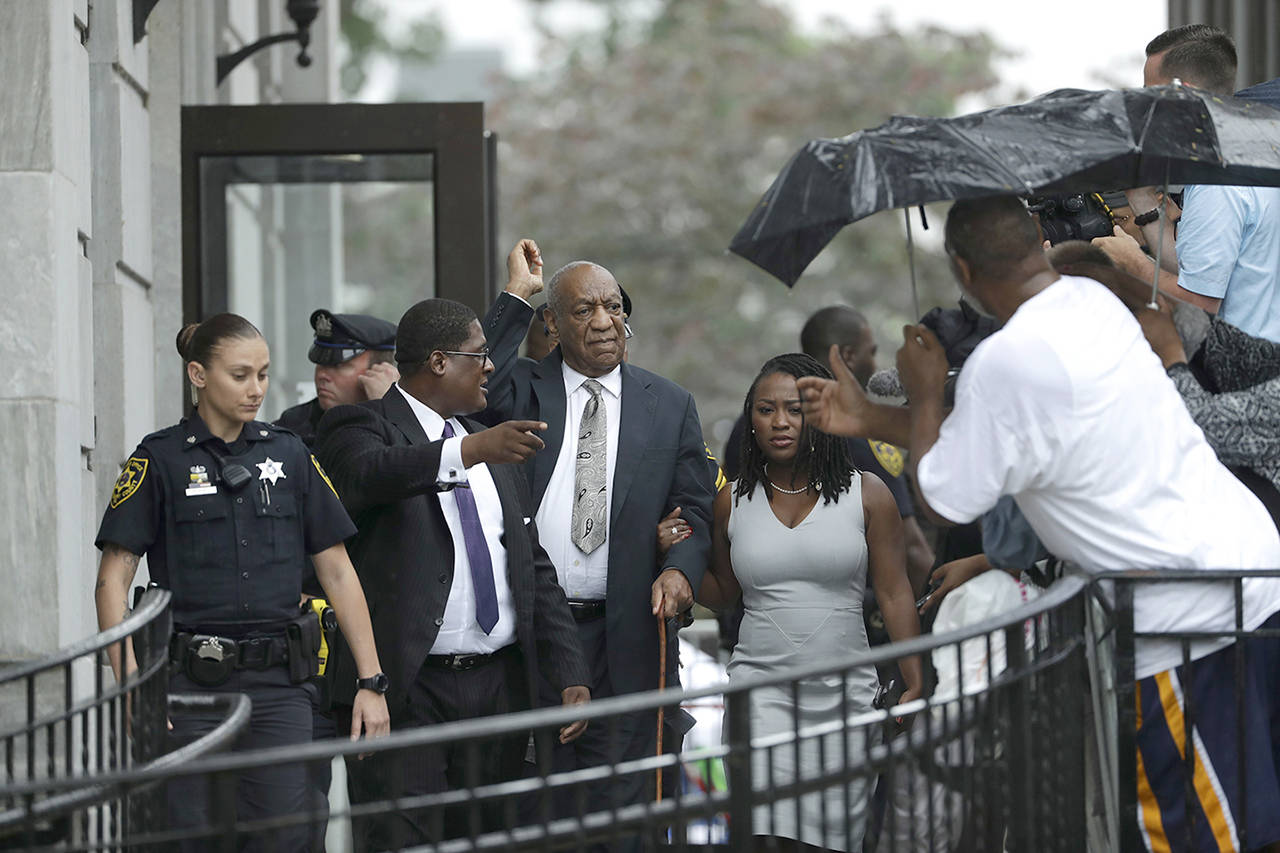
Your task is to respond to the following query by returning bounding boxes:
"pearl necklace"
[765,464,814,495]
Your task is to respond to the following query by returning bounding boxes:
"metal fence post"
[1113,580,1140,853]
[724,684,753,852]
[1003,621,1034,851]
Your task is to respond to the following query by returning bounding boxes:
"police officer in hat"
[94,313,391,852]
[275,309,399,447]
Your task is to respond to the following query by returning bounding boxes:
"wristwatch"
[1133,207,1161,227]
[356,672,390,694]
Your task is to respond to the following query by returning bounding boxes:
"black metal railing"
[0,576,1093,852]
[0,590,249,850]
[38,568,1280,851]
[1104,568,1280,853]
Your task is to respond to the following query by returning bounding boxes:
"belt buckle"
[452,653,472,671]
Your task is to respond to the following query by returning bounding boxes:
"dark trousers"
[309,699,337,852]
[167,667,317,853]
[340,648,529,852]
[537,617,657,853]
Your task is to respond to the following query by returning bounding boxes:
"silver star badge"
[256,457,287,485]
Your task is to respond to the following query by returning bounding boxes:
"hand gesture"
[896,325,948,403]
[460,421,547,466]
[357,361,400,401]
[657,507,692,560]
[651,568,692,620]
[505,238,544,302]
[558,685,590,743]
[796,344,872,438]
[1091,225,1150,277]
[918,555,990,615]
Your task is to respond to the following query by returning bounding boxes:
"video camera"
[1025,192,1115,245]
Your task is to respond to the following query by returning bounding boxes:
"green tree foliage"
[490,0,1000,444]
[339,0,445,97]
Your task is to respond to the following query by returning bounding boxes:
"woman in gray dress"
[700,353,923,852]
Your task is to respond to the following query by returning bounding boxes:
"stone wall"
[0,0,95,659]
[0,0,338,661]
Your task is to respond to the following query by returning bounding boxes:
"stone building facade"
[0,0,339,662]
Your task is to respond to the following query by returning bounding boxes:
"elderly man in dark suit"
[481,253,715,846]
[315,296,590,850]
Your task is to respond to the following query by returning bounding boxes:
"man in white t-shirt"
[801,195,1280,852]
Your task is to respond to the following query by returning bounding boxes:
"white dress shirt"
[395,384,515,654]
[535,363,622,600]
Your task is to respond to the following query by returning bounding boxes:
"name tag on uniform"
[186,465,216,496]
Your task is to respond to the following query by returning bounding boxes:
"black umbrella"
[730,83,1280,288]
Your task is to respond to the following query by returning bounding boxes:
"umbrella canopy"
[1238,77,1280,111]
[731,84,1280,286]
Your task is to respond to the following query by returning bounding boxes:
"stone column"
[88,0,155,601]
[0,0,94,659]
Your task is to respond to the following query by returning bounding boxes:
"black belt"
[424,644,516,672]
[566,598,606,623]
[169,632,289,670]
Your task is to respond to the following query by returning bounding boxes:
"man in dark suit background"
[315,296,590,850]
[480,257,715,845]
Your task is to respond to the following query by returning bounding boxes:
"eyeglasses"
[440,347,491,361]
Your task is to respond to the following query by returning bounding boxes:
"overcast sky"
[366,0,1168,106]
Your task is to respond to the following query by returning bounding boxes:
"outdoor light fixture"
[214,0,322,85]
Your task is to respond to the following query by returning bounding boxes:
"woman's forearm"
[95,545,140,683]
[880,591,923,691]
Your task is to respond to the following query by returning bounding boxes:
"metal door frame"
[181,102,493,326]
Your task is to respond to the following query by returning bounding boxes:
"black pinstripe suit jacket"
[315,388,590,714]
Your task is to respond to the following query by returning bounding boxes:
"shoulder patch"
[867,440,905,478]
[704,443,727,491]
[311,455,339,498]
[110,457,149,508]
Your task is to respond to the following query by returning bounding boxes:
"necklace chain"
[764,464,814,495]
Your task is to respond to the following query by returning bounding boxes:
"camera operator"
[1095,25,1280,343]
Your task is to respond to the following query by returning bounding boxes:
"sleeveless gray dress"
[726,475,880,851]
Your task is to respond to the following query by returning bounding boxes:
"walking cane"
[656,611,667,803]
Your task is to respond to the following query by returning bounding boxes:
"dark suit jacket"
[314,386,589,714]
[479,293,714,696]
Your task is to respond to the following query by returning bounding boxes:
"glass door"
[182,103,494,417]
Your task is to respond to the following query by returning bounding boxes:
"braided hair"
[735,353,855,506]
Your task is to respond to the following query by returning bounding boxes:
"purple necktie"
[442,421,498,633]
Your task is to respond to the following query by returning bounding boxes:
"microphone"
[866,368,905,399]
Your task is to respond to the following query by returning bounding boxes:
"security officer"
[275,309,399,447]
[274,309,397,819]
[93,313,390,853]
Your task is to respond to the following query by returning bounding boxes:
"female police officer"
[93,313,390,852]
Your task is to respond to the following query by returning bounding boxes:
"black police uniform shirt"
[95,412,356,636]
[275,397,324,448]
